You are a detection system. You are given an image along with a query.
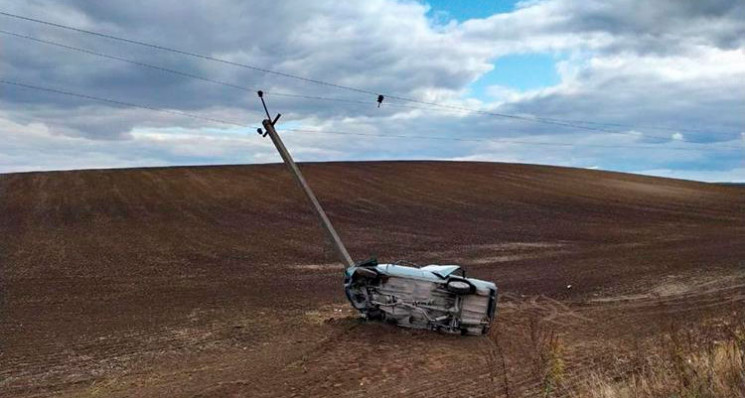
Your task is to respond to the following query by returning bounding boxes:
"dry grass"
[527,315,566,396]
[506,305,745,398]
[574,320,745,398]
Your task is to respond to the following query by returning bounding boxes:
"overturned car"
[345,259,498,335]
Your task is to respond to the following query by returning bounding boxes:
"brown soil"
[1,161,743,397]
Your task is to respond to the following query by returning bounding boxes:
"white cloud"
[640,167,745,183]
[0,0,743,181]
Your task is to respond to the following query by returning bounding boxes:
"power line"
[284,128,741,152]
[2,10,738,139]
[518,116,708,135]
[0,79,249,127]
[0,28,533,116]
[0,30,631,132]
[2,79,739,153]
[2,29,738,147]
[0,31,671,129]
[382,98,735,136]
[0,29,380,107]
[0,11,376,95]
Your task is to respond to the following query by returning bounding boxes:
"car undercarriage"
[345,261,498,335]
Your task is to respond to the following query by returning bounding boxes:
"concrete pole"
[262,119,355,267]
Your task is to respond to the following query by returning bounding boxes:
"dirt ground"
[1,161,743,397]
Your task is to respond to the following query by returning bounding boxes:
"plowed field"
[1,161,743,397]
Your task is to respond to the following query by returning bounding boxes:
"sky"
[0,0,744,181]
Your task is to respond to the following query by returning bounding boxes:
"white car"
[345,259,498,335]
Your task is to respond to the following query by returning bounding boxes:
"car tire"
[366,309,384,321]
[446,279,474,295]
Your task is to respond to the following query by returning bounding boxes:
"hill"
[1,161,744,397]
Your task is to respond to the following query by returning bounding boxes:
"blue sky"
[1,0,743,181]
[425,0,518,21]
[424,1,565,96]
[469,53,562,97]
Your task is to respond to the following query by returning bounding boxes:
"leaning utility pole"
[253,91,498,336]
[256,91,355,267]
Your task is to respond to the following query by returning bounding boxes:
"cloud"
[0,0,743,181]
[640,167,745,183]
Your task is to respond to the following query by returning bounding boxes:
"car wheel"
[366,309,384,321]
[446,279,474,295]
